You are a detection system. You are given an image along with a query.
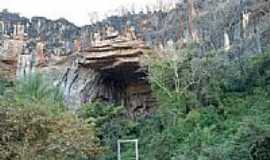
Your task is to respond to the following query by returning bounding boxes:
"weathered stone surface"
[1,0,270,116]
[1,0,270,58]
[0,38,24,79]
[57,34,155,116]
[0,58,16,79]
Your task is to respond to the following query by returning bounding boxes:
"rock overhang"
[78,36,151,83]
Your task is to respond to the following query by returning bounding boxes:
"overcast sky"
[0,0,168,26]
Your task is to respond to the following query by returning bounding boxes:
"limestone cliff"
[1,0,270,116]
[1,0,270,57]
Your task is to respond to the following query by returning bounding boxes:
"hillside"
[1,0,270,160]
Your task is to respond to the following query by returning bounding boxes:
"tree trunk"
[255,26,262,53]
[187,0,195,40]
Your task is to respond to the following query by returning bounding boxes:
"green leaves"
[0,105,103,160]
[0,79,13,96]
[2,48,270,160]
[15,74,64,111]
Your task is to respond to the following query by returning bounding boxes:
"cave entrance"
[74,30,155,116]
[86,71,154,118]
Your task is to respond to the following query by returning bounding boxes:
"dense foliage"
[1,47,270,160]
[0,75,103,160]
[81,45,270,160]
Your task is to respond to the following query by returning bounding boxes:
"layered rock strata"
[60,34,155,117]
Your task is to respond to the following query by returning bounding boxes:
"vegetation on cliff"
[80,45,270,160]
[1,0,270,159]
[1,47,270,160]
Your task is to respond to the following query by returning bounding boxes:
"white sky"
[0,0,168,26]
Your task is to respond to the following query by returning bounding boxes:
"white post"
[117,140,121,160]
[224,31,230,51]
[135,139,139,160]
[117,139,139,160]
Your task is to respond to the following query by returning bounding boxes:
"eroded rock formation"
[0,39,24,79]
[1,0,270,59]
[1,0,270,116]
[59,31,154,117]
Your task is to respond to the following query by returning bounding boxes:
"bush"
[0,79,13,96]
[0,104,103,160]
[80,101,135,160]
[15,74,64,112]
[0,74,104,160]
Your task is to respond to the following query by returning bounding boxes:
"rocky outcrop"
[79,37,149,74]
[59,32,154,117]
[0,38,24,79]
[1,0,270,116]
[1,0,270,58]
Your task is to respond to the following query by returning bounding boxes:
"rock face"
[1,0,270,116]
[0,39,24,79]
[59,32,154,117]
[79,37,149,75]
[1,0,270,59]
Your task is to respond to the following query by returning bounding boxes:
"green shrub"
[0,104,103,160]
[15,74,64,111]
[80,101,129,160]
[0,79,13,96]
